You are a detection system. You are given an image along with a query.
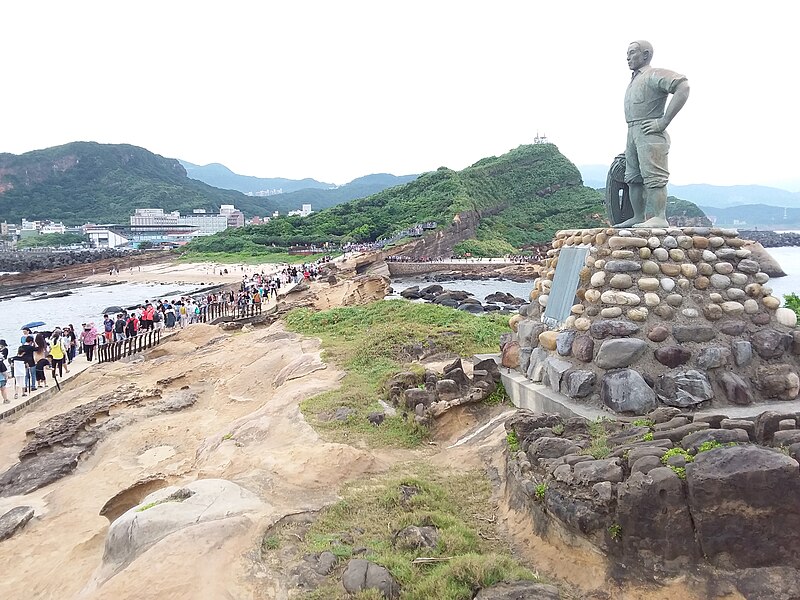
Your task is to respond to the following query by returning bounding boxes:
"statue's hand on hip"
[641,118,667,135]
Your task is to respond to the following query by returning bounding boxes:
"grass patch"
[135,488,194,512]
[284,300,510,448]
[262,535,280,551]
[534,483,547,501]
[300,465,539,600]
[482,381,509,407]
[506,431,520,453]
[584,417,612,459]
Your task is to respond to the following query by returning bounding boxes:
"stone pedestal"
[507,226,800,415]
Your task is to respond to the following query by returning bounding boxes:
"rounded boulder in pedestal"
[600,369,657,415]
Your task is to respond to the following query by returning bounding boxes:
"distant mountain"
[699,203,800,228]
[579,165,800,209]
[667,184,800,209]
[577,164,610,189]
[180,161,332,195]
[266,173,419,213]
[0,142,274,224]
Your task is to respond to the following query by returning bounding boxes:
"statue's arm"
[642,80,690,134]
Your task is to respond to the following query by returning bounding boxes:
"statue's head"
[627,40,653,71]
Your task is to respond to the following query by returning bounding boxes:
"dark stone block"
[751,329,792,359]
[590,320,640,339]
[572,334,595,363]
[616,467,700,569]
[655,370,713,407]
[719,320,747,336]
[600,369,657,415]
[686,446,800,569]
[672,325,716,343]
[717,372,753,406]
[654,346,691,368]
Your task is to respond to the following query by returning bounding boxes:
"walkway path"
[0,280,300,421]
[1,357,94,419]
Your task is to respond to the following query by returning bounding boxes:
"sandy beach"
[82,259,297,286]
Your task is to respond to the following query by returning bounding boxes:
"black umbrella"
[102,306,125,314]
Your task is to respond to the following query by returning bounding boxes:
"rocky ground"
[1,251,796,600]
[504,408,800,600]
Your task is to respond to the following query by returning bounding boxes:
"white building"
[287,203,313,217]
[85,225,131,248]
[40,222,67,234]
[130,208,180,226]
[178,212,229,236]
[219,204,244,228]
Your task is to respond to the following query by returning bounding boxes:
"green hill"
[0,142,274,224]
[184,144,607,257]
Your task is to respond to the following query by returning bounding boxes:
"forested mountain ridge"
[0,142,271,224]
[263,173,419,214]
[186,144,608,255]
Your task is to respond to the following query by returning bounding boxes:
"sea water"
[389,247,800,309]
[0,281,201,348]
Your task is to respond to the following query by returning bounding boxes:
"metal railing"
[196,301,263,323]
[96,329,162,364]
[95,302,263,364]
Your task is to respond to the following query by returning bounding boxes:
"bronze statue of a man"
[615,40,690,228]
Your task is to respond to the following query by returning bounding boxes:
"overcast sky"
[3,2,799,189]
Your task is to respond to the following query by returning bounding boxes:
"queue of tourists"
[0,259,334,403]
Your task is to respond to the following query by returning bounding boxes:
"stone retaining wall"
[503,227,800,415]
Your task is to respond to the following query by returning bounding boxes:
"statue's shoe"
[633,217,669,228]
[613,216,644,228]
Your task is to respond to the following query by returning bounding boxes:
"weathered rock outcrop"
[505,409,800,597]
[0,506,35,542]
[384,357,502,423]
[0,384,196,497]
[99,479,263,579]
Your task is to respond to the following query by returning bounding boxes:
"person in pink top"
[79,323,99,361]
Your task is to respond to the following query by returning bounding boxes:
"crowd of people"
[0,328,74,401]
[0,262,335,402]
